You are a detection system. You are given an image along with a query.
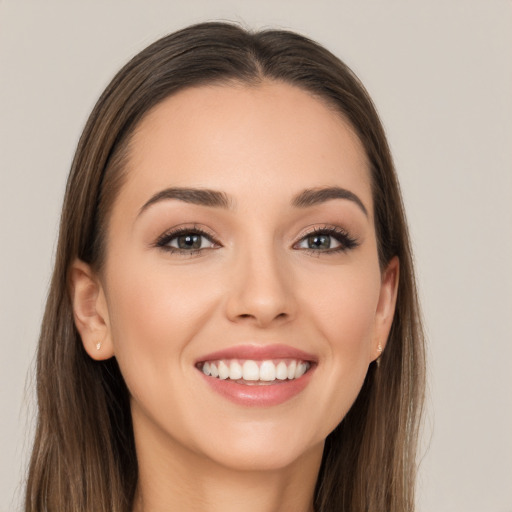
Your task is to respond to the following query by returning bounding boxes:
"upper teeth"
[201,359,310,382]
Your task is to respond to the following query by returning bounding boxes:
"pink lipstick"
[195,344,317,407]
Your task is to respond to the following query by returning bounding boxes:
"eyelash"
[155,225,220,256]
[154,225,359,256]
[295,225,359,255]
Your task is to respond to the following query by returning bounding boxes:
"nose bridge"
[225,234,294,327]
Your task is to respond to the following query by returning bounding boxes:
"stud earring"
[376,344,383,367]
[96,342,101,351]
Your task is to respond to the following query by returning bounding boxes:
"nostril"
[237,312,288,323]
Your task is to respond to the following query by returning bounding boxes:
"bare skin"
[132,425,321,512]
[70,81,398,512]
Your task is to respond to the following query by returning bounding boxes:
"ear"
[371,256,399,362]
[69,259,114,361]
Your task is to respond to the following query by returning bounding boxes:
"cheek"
[302,262,381,352]
[298,263,381,426]
[107,254,218,340]
[103,255,221,398]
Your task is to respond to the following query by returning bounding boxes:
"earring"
[96,342,101,351]
[376,344,383,367]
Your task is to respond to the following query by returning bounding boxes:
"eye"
[298,233,340,251]
[169,232,213,250]
[155,226,219,254]
[294,226,358,254]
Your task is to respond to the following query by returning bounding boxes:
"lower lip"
[198,367,315,407]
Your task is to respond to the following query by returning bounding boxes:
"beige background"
[1,1,511,511]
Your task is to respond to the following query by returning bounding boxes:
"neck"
[131,417,323,512]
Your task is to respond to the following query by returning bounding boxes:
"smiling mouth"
[197,359,312,385]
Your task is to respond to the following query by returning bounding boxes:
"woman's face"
[84,82,398,471]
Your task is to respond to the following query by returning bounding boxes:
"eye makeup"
[153,222,359,258]
[154,224,221,256]
[293,225,359,255]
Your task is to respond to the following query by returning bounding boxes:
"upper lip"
[196,344,318,364]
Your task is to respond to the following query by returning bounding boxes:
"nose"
[224,245,296,328]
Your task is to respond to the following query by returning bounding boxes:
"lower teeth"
[235,379,286,386]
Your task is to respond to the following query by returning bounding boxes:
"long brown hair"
[25,22,425,512]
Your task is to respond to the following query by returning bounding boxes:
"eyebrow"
[138,187,232,216]
[292,187,368,216]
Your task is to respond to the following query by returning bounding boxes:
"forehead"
[121,81,372,215]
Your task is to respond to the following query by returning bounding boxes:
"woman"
[25,22,425,512]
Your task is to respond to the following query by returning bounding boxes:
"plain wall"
[1,1,511,510]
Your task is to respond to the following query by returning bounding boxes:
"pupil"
[308,234,330,249]
[178,234,201,249]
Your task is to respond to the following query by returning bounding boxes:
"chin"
[204,439,323,473]
[188,418,327,473]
